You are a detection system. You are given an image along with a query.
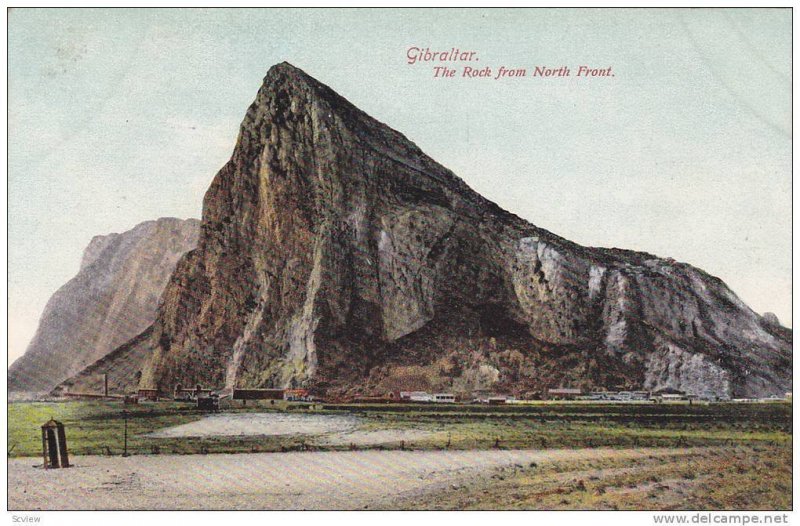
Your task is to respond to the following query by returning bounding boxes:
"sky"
[8,8,791,366]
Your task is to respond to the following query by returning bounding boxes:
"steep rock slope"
[99,63,789,399]
[9,218,200,393]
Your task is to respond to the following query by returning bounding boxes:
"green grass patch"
[8,401,207,457]
[7,400,792,458]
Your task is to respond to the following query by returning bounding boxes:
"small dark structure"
[137,388,160,401]
[174,383,213,402]
[41,419,70,469]
[653,387,686,396]
[351,395,395,404]
[284,388,311,401]
[197,393,220,411]
[547,388,583,400]
[232,388,285,401]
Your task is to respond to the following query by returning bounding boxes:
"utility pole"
[122,410,129,457]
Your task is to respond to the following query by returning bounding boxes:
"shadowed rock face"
[9,218,200,394]
[79,63,790,399]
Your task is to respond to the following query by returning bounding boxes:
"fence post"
[122,410,129,457]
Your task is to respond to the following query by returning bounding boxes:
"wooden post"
[122,410,129,457]
[103,374,108,397]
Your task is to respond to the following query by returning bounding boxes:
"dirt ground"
[146,412,358,438]
[8,447,728,510]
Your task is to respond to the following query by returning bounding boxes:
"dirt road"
[9,447,698,510]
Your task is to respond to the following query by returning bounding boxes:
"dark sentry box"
[41,419,70,469]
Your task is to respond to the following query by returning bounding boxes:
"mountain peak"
[270,60,302,73]
[258,61,335,102]
[264,61,310,84]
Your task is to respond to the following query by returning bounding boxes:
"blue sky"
[8,8,791,365]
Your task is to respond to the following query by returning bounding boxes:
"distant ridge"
[9,217,200,394]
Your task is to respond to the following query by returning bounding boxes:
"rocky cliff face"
[87,63,789,399]
[9,218,200,394]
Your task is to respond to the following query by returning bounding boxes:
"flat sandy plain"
[8,448,703,510]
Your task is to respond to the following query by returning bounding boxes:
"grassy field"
[7,400,791,458]
[394,444,792,510]
[340,401,791,450]
[8,400,792,510]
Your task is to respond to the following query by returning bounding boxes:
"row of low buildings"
[394,391,519,404]
[538,389,791,403]
[548,388,654,401]
[303,388,700,404]
[372,389,678,404]
[134,386,314,404]
[230,388,313,402]
[129,384,793,405]
[398,391,457,403]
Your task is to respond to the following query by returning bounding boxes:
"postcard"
[6,6,793,519]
